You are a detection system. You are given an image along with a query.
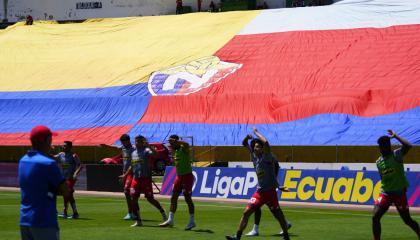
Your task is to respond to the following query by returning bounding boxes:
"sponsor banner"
[76,2,103,9]
[161,167,420,206]
[228,162,420,171]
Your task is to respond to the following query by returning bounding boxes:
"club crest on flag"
[148,56,242,96]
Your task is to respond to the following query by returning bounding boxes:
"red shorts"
[130,177,154,198]
[375,191,408,211]
[247,189,280,211]
[66,178,76,193]
[123,174,133,194]
[173,173,194,195]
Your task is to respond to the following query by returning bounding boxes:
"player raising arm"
[160,134,196,230]
[226,128,290,240]
[243,134,292,237]
[372,130,419,240]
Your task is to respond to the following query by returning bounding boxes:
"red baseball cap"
[30,125,57,142]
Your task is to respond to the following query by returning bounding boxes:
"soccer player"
[244,142,292,237]
[372,130,420,240]
[56,141,82,219]
[226,128,290,240]
[128,135,167,227]
[159,134,196,230]
[101,134,135,220]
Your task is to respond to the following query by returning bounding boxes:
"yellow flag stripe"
[0,11,259,91]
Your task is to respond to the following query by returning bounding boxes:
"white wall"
[1,0,286,22]
[1,0,6,21]
[3,0,175,22]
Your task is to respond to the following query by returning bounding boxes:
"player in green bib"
[372,130,420,240]
[159,134,196,230]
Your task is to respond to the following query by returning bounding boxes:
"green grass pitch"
[0,191,418,240]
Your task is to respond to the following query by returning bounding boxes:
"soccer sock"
[63,196,69,214]
[70,202,78,214]
[189,213,195,223]
[236,230,242,240]
[168,212,175,222]
[133,211,140,220]
[125,193,132,213]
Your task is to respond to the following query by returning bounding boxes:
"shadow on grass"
[191,229,215,234]
[272,233,298,237]
[60,217,93,221]
[141,219,160,223]
[141,225,164,228]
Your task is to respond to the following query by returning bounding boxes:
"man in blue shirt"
[19,125,69,240]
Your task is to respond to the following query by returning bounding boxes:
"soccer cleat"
[245,229,259,236]
[282,235,290,240]
[123,213,132,220]
[161,211,168,221]
[68,213,79,219]
[279,222,292,236]
[184,222,196,231]
[130,221,143,227]
[225,235,238,240]
[58,213,68,219]
[159,219,173,227]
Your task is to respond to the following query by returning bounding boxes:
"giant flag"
[0,0,419,146]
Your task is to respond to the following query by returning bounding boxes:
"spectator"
[209,0,217,12]
[257,1,269,9]
[197,0,202,12]
[263,1,269,9]
[19,125,69,240]
[25,15,33,25]
[176,0,183,14]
